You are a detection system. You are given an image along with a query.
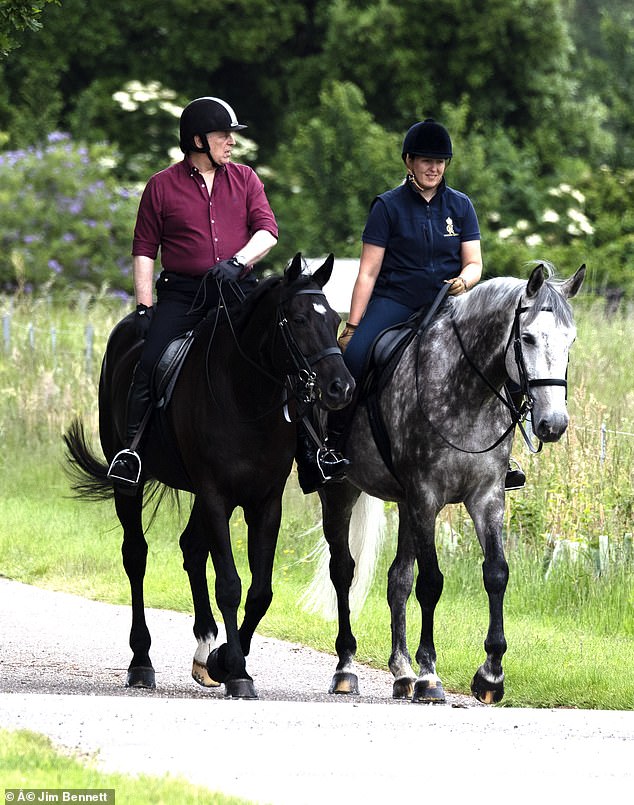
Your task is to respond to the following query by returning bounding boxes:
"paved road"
[1,578,633,804]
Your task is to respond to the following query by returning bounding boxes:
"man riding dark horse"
[107,96,279,487]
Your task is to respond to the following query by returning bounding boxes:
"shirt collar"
[184,155,226,178]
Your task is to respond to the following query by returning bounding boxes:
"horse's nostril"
[329,379,353,399]
[535,414,569,442]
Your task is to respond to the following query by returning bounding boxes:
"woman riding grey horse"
[297,119,529,492]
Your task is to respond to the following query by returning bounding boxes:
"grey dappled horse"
[304,262,585,704]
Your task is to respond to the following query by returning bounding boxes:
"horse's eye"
[521,333,537,346]
[291,314,308,326]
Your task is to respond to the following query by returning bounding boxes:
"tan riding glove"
[338,322,357,352]
[445,276,469,295]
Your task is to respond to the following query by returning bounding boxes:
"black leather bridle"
[446,297,569,454]
[276,288,344,406]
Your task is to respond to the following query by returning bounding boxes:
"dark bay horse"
[303,262,585,704]
[64,253,354,699]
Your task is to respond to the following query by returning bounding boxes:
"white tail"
[300,493,387,620]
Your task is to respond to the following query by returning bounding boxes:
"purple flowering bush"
[0,132,140,293]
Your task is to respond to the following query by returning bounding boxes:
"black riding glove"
[135,303,154,339]
[211,257,246,282]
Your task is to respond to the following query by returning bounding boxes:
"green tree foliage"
[321,0,606,169]
[0,0,57,56]
[268,81,402,257]
[0,0,311,165]
[0,0,630,295]
[565,0,634,168]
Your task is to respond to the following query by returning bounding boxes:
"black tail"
[63,418,114,501]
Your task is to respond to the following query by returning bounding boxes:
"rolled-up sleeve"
[132,178,162,259]
[245,168,278,239]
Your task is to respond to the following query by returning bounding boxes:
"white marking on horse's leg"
[192,634,220,688]
[389,650,416,681]
[416,671,442,684]
[337,657,356,675]
[477,664,504,685]
[194,634,217,665]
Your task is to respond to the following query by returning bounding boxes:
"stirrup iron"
[107,448,142,486]
[316,445,349,482]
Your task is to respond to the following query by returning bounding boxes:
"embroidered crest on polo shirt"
[444,217,457,237]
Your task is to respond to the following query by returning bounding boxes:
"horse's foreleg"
[319,482,361,695]
[115,489,155,689]
[202,501,256,699]
[179,500,220,688]
[408,503,446,704]
[468,496,508,704]
[237,497,282,656]
[387,503,417,699]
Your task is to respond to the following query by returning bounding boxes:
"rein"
[205,280,342,423]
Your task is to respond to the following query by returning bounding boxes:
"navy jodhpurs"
[343,295,422,380]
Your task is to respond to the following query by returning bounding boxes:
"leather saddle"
[152,330,196,409]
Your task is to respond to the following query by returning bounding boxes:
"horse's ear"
[560,264,586,299]
[285,253,303,284]
[526,263,546,298]
[311,254,334,289]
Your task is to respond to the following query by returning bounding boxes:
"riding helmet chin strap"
[195,132,221,170]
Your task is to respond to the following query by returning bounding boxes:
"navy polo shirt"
[362,177,480,308]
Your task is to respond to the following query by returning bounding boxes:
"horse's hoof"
[392,676,416,699]
[329,671,359,695]
[412,679,446,704]
[224,678,258,699]
[192,659,221,688]
[471,672,504,704]
[206,647,230,684]
[126,666,156,689]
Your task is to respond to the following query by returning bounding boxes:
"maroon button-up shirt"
[132,157,278,276]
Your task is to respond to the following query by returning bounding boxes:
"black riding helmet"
[401,119,453,161]
[179,96,247,155]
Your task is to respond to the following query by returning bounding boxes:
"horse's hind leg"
[466,494,508,704]
[115,488,155,688]
[180,499,220,688]
[387,503,417,699]
[319,481,362,695]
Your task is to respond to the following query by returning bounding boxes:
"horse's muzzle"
[322,376,355,410]
[533,411,569,442]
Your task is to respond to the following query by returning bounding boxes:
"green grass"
[0,729,250,804]
[0,293,633,712]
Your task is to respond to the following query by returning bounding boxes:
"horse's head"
[506,262,585,442]
[276,253,355,410]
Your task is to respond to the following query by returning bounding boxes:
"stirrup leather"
[107,448,142,485]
